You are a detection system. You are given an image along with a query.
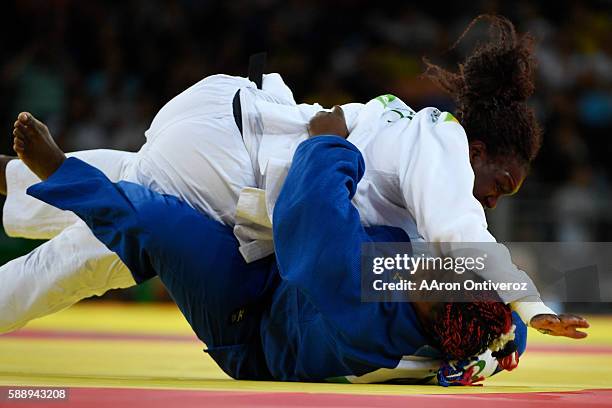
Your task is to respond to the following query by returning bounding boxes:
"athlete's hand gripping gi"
[308,106,349,139]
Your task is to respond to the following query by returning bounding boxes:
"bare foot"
[13,112,66,180]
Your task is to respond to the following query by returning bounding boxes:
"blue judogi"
[28,136,526,383]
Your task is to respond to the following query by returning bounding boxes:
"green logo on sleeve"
[444,112,459,123]
[375,94,397,108]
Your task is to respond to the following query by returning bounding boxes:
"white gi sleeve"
[397,110,555,323]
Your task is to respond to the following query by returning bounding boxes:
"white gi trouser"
[0,75,257,333]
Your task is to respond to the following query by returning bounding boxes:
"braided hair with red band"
[431,300,513,360]
[431,300,520,386]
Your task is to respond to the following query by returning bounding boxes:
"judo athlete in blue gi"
[23,131,526,385]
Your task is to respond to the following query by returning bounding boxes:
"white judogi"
[236,87,552,320]
[1,74,259,333]
[0,74,552,333]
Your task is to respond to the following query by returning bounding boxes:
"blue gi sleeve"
[273,135,366,304]
[272,136,428,357]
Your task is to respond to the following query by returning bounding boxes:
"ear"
[469,140,488,166]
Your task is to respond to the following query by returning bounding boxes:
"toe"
[15,121,30,137]
[13,127,25,140]
[23,112,46,133]
[13,137,25,153]
[17,112,30,125]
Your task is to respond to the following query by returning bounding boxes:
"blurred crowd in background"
[0,0,610,302]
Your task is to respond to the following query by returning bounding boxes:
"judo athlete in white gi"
[1,15,589,339]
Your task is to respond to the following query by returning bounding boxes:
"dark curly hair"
[424,15,542,165]
[431,300,513,360]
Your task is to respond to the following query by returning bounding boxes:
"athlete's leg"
[4,158,78,239]
[0,220,135,333]
[3,150,136,239]
[5,112,137,239]
[28,156,275,378]
[0,116,139,333]
[27,156,275,337]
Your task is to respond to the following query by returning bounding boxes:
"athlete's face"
[469,141,527,210]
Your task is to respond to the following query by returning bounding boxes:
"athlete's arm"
[273,136,429,364]
[394,115,588,335]
[273,136,370,318]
